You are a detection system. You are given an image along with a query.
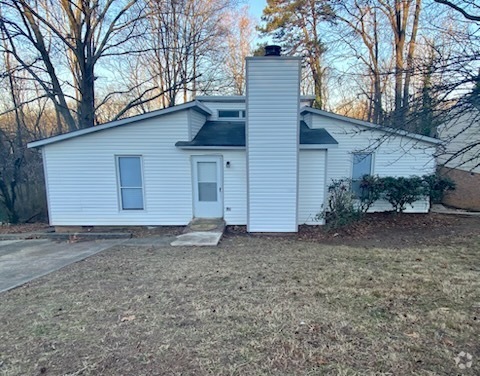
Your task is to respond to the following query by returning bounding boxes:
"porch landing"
[170,218,225,246]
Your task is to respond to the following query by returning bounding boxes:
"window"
[117,156,144,210]
[352,153,372,196]
[218,110,246,119]
[197,161,218,202]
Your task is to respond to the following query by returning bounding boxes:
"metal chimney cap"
[264,45,281,56]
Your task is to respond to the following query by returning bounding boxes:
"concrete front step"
[171,231,223,246]
[171,218,225,246]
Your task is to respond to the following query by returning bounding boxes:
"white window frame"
[217,109,246,120]
[116,155,145,211]
[351,152,374,196]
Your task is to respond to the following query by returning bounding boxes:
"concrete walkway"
[171,218,225,246]
[431,204,480,216]
[0,238,124,293]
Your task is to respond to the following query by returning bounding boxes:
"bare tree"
[223,6,255,95]
[0,0,147,131]
[0,40,46,223]
[433,0,480,21]
[336,1,386,124]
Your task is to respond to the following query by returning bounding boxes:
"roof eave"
[300,144,338,149]
[175,145,246,150]
[301,107,442,145]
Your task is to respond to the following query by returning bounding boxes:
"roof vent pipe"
[264,45,281,56]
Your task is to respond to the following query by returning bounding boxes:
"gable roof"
[301,107,442,145]
[28,101,212,148]
[175,121,338,148]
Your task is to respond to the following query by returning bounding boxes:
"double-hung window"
[352,153,372,196]
[117,156,144,210]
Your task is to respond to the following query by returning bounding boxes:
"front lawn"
[0,229,479,375]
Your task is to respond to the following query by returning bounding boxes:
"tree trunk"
[77,62,95,129]
[393,0,407,127]
[402,0,422,115]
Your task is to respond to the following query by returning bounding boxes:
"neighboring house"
[437,108,480,210]
[28,50,440,232]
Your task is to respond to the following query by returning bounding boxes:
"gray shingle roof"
[175,121,337,148]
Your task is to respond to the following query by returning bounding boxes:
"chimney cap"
[264,45,281,56]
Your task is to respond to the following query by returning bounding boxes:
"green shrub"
[358,175,384,212]
[318,174,453,227]
[317,179,363,228]
[380,176,427,212]
[422,174,456,204]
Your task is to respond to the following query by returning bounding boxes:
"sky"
[246,0,269,45]
[247,0,267,20]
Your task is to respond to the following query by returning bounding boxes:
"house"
[28,49,440,232]
[437,108,480,210]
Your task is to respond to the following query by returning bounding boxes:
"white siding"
[200,101,245,120]
[298,150,326,224]
[246,57,301,232]
[311,115,436,213]
[437,110,480,173]
[302,112,313,128]
[43,112,192,226]
[188,109,207,139]
[42,112,247,226]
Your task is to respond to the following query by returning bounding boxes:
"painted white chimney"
[246,47,301,232]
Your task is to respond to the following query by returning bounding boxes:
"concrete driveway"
[0,238,124,293]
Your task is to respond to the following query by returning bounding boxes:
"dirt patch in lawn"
[0,236,479,375]
[228,212,480,248]
[0,222,51,234]
[3,213,479,249]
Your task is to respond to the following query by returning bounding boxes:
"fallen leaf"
[120,315,136,322]
[405,332,420,339]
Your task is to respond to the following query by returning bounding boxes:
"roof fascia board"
[196,95,315,103]
[300,144,338,149]
[28,100,212,148]
[301,107,442,145]
[196,95,245,103]
[176,146,246,150]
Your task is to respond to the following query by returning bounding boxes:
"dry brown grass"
[0,234,479,375]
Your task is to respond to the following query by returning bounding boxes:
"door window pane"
[198,162,216,182]
[198,182,217,201]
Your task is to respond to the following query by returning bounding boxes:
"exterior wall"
[298,150,326,224]
[43,111,247,226]
[188,109,207,139]
[440,167,480,211]
[437,110,480,173]
[42,111,247,226]
[310,115,436,213]
[43,111,192,226]
[246,57,301,232]
[302,113,313,127]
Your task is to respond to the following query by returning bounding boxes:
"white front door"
[192,155,223,218]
